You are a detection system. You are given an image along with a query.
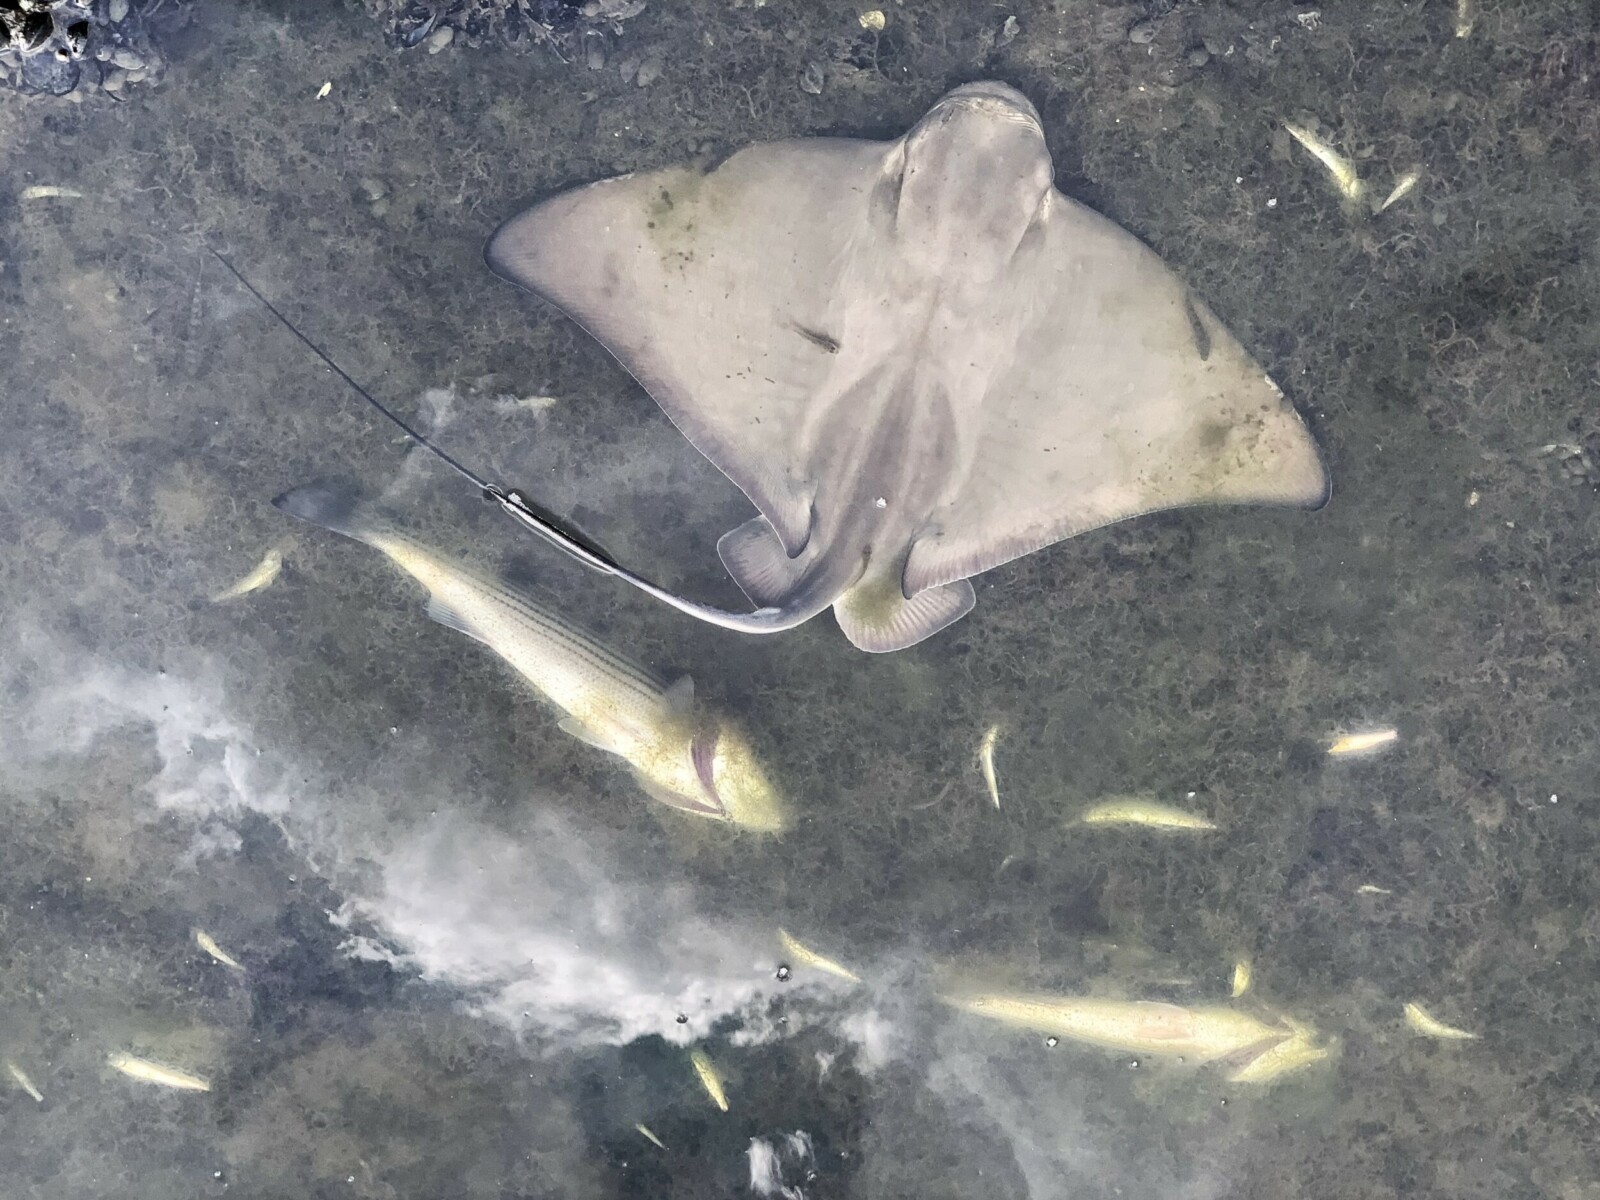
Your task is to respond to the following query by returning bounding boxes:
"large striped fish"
[275,482,787,833]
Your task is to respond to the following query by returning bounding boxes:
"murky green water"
[3,2,1599,1197]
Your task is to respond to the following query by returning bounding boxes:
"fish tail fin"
[273,479,377,542]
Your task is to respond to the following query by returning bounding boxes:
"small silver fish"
[976,724,1002,809]
[6,1061,43,1102]
[194,929,245,972]
[777,928,861,983]
[1075,796,1217,832]
[1327,727,1398,758]
[19,185,83,201]
[275,483,787,832]
[210,541,289,602]
[1283,122,1364,204]
[1404,1002,1477,1041]
[635,1123,667,1149]
[689,1048,729,1111]
[107,1053,210,1092]
[1375,169,1421,214]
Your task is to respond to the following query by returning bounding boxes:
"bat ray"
[486,81,1329,653]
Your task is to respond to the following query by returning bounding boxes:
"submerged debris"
[1454,0,1474,38]
[857,9,885,32]
[1075,796,1217,832]
[976,724,1002,809]
[689,1048,729,1112]
[107,1053,211,1092]
[1404,1002,1478,1041]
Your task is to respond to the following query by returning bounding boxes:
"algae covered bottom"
[2,3,1600,1199]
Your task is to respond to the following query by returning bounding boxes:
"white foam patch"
[349,810,778,1046]
[18,658,292,817]
[8,645,806,1049]
[746,1130,813,1199]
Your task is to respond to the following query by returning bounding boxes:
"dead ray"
[486,81,1328,652]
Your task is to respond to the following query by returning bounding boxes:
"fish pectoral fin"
[717,517,807,607]
[663,675,695,712]
[633,771,726,819]
[833,578,977,653]
[557,716,627,754]
[425,595,488,645]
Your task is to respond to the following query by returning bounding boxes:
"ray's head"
[687,721,789,834]
[897,82,1053,268]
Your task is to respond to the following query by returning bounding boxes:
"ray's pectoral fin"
[833,577,977,654]
[717,517,809,608]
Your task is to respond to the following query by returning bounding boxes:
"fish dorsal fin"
[663,675,695,711]
[558,716,627,756]
[425,595,488,645]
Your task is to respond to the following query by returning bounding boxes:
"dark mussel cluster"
[0,0,163,97]
[363,0,641,57]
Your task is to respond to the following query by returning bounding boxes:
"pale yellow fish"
[276,484,787,832]
[689,1048,729,1111]
[194,929,245,972]
[1375,169,1421,214]
[635,1123,667,1149]
[6,1061,43,1102]
[977,724,1002,809]
[1076,796,1217,832]
[107,1053,211,1092]
[1355,883,1392,896]
[1284,122,1365,203]
[209,542,288,602]
[20,185,83,201]
[777,928,861,983]
[1404,1002,1478,1041]
[1231,958,1253,998]
[316,80,332,98]
[1454,0,1474,37]
[947,993,1287,1065]
[1228,1022,1331,1083]
[1327,727,1399,758]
